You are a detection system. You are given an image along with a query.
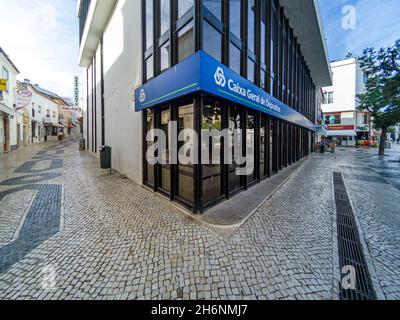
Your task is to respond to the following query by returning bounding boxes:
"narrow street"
[0,140,399,300]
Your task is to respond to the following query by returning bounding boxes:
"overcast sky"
[0,0,399,98]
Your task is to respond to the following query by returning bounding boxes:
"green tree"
[357,39,400,155]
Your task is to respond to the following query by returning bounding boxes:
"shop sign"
[15,89,33,111]
[135,51,316,131]
[0,79,7,91]
[327,125,355,130]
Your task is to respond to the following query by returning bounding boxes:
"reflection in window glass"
[261,70,266,92]
[160,0,170,36]
[230,0,241,39]
[203,21,222,62]
[146,56,154,80]
[145,0,153,50]
[230,43,241,75]
[160,41,170,73]
[178,22,194,62]
[178,0,194,19]
[202,102,222,204]
[204,0,222,20]
[248,0,255,53]
[248,59,255,83]
[178,105,194,204]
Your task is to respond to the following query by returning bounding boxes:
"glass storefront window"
[260,116,266,178]
[178,104,194,205]
[248,0,255,54]
[146,109,155,186]
[160,0,170,36]
[230,0,241,39]
[202,102,223,204]
[247,111,256,184]
[229,105,242,193]
[178,22,194,62]
[160,41,170,73]
[204,0,222,21]
[203,21,222,62]
[161,108,170,193]
[178,0,194,19]
[145,0,153,51]
[230,43,241,75]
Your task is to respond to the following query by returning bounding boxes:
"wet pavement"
[0,140,399,300]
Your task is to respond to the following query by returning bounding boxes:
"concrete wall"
[83,0,143,184]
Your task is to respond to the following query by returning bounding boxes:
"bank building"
[78,0,332,213]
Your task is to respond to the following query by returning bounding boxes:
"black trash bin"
[99,146,112,169]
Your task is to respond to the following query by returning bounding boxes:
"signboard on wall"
[135,51,317,131]
[15,89,33,111]
[0,79,7,91]
[327,125,355,131]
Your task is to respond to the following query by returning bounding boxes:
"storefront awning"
[135,51,317,131]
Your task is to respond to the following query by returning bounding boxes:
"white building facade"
[0,47,20,154]
[321,58,372,147]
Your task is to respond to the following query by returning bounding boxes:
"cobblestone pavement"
[0,140,398,300]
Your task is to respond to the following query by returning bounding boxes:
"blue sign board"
[135,51,316,131]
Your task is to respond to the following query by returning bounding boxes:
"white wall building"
[0,47,20,154]
[18,81,61,143]
[321,58,371,147]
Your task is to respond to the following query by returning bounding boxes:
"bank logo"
[214,67,226,87]
[139,89,146,103]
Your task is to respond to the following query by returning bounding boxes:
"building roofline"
[0,47,20,74]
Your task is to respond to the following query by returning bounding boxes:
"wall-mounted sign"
[0,79,7,91]
[327,125,355,131]
[15,89,33,111]
[135,51,317,131]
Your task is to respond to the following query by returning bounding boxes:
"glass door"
[160,107,171,194]
[229,105,243,194]
[177,104,195,205]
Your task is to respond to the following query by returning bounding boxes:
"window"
[146,57,154,80]
[230,43,241,75]
[230,0,242,39]
[323,92,334,104]
[248,0,255,54]
[260,0,267,66]
[46,110,50,117]
[229,105,242,193]
[178,22,194,62]
[32,108,35,118]
[202,101,223,204]
[160,0,170,37]
[247,110,256,184]
[247,59,255,83]
[325,114,341,125]
[2,68,9,92]
[52,111,56,118]
[178,104,195,205]
[203,21,222,62]
[145,109,155,186]
[204,0,222,21]
[38,106,42,114]
[178,0,193,19]
[145,0,153,51]
[160,41,170,73]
